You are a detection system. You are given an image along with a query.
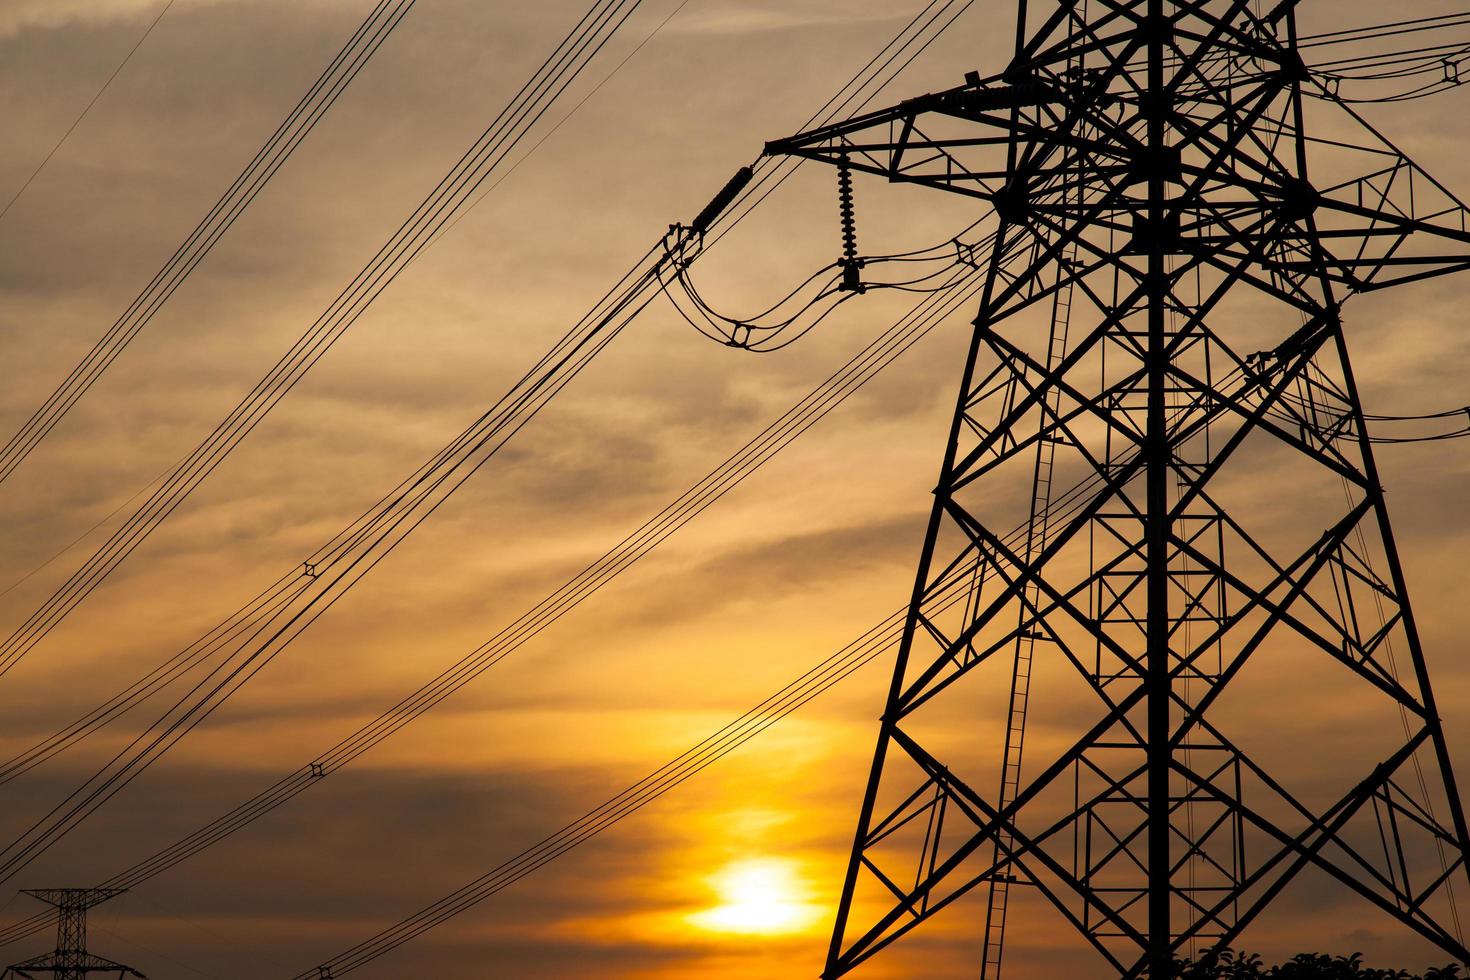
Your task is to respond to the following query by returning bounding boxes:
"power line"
[0,0,419,487]
[0,0,651,683]
[0,0,989,950]
[1298,12,1470,50]
[0,248,981,952]
[0,0,176,225]
[297,369,1239,973]
[0,0,680,896]
[0,240,663,887]
[0,0,980,797]
[0,0,698,663]
[0,459,173,605]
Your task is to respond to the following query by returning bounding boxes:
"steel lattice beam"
[3,890,143,980]
[765,2,1470,977]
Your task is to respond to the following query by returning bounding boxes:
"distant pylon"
[3,889,144,980]
[765,1,1470,977]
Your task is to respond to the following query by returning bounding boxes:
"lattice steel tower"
[3,889,143,980]
[765,1,1470,976]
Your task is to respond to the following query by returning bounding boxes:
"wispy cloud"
[0,0,203,40]
[667,2,901,38]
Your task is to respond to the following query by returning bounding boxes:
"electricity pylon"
[3,889,144,979]
[765,1,1470,976]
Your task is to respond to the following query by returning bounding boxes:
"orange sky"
[1,1,1470,977]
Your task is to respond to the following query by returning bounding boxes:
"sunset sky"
[2,1,1470,977]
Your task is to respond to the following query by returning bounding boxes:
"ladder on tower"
[980,242,1078,979]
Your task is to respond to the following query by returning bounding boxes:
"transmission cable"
[0,0,981,795]
[0,0,691,891]
[0,0,651,682]
[658,222,986,350]
[295,352,1269,975]
[0,0,990,944]
[1269,393,1470,444]
[1147,10,1470,103]
[0,239,667,887]
[0,0,418,487]
[1296,12,1470,103]
[1298,12,1470,51]
[0,0,177,226]
[0,251,989,953]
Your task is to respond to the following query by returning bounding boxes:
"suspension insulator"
[837,156,864,293]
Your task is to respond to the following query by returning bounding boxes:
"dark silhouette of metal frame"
[3,889,143,980]
[765,1,1470,976]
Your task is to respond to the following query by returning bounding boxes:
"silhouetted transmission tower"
[2,889,143,980]
[765,1,1470,977]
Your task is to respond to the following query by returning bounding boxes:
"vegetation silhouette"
[1174,949,1463,979]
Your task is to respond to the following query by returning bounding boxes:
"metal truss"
[764,1,1470,977]
[3,889,143,980]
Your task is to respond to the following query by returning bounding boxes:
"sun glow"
[687,857,822,936]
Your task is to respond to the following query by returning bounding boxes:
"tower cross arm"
[3,954,145,977]
[1298,151,1470,293]
[1277,88,1470,292]
[763,72,1082,202]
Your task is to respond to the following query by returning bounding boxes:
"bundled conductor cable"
[0,0,653,682]
[0,0,994,948]
[0,0,421,488]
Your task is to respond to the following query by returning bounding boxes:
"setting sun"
[687,858,823,936]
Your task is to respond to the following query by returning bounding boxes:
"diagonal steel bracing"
[763,1,1470,976]
[3,889,142,979]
